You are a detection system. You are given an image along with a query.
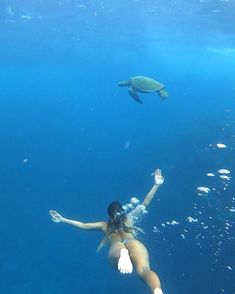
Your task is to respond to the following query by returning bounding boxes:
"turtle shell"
[130,76,164,93]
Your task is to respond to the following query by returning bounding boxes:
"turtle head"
[118,80,130,87]
[158,88,168,101]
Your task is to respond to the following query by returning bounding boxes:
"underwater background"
[0,0,235,293]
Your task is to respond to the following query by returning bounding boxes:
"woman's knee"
[136,265,151,276]
[136,267,160,285]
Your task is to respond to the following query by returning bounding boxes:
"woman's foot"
[154,288,163,294]
[118,248,133,274]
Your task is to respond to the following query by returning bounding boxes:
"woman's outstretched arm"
[49,210,107,232]
[141,169,164,209]
[126,169,164,222]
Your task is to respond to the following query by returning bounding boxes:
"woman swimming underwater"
[49,169,164,294]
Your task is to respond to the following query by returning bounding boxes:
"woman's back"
[108,222,136,245]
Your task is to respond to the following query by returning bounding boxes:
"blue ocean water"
[0,0,235,293]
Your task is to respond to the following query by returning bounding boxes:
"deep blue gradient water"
[0,1,235,293]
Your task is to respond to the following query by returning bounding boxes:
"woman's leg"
[108,242,125,267]
[126,240,162,293]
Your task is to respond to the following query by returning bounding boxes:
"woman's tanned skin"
[50,169,164,294]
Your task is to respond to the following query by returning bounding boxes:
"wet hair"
[97,201,126,252]
[107,201,126,230]
[107,201,124,218]
[97,201,144,252]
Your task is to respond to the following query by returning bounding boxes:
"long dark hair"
[96,201,144,252]
[107,201,126,230]
[97,201,126,252]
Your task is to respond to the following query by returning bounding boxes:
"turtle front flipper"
[128,87,143,104]
[158,88,168,101]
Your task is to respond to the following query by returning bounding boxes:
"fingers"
[155,169,163,179]
[49,210,62,223]
[155,168,161,176]
[49,210,58,216]
[154,169,164,185]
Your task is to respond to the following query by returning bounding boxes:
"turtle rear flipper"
[128,87,143,104]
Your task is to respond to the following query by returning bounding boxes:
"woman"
[49,169,164,294]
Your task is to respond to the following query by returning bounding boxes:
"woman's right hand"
[49,210,63,223]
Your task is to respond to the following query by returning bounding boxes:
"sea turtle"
[118,75,168,104]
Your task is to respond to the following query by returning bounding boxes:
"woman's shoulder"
[101,221,108,232]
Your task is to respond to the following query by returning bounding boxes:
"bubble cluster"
[123,197,148,224]
[153,108,235,292]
